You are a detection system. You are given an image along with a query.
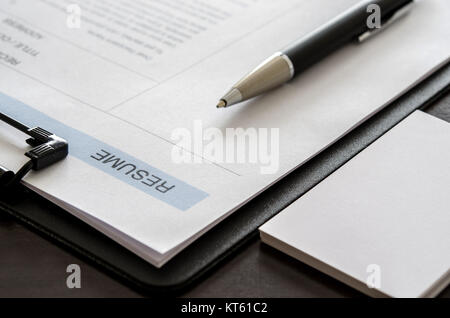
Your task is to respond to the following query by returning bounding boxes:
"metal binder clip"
[0,112,68,188]
[358,1,414,43]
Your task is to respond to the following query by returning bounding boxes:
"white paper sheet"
[0,0,449,267]
[260,111,450,298]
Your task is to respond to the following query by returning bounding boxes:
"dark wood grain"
[0,94,449,298]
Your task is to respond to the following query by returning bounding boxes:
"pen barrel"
[283,0,413,74]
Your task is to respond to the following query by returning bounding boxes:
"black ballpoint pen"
[216,0,415,108]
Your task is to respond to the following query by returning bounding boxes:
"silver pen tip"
[217,88,243,109]
[216,100,227,108]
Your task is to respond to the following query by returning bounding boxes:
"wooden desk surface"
[0,95,449,298]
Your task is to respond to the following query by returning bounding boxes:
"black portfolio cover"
[1,62,449,295]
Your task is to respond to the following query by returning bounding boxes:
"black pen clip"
[358,1,415,43]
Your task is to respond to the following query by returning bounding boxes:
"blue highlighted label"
[0,92,208,211]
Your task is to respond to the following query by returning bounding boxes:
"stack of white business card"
[260,111,450,298]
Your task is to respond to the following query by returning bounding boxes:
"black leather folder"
[1,62,449,295]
